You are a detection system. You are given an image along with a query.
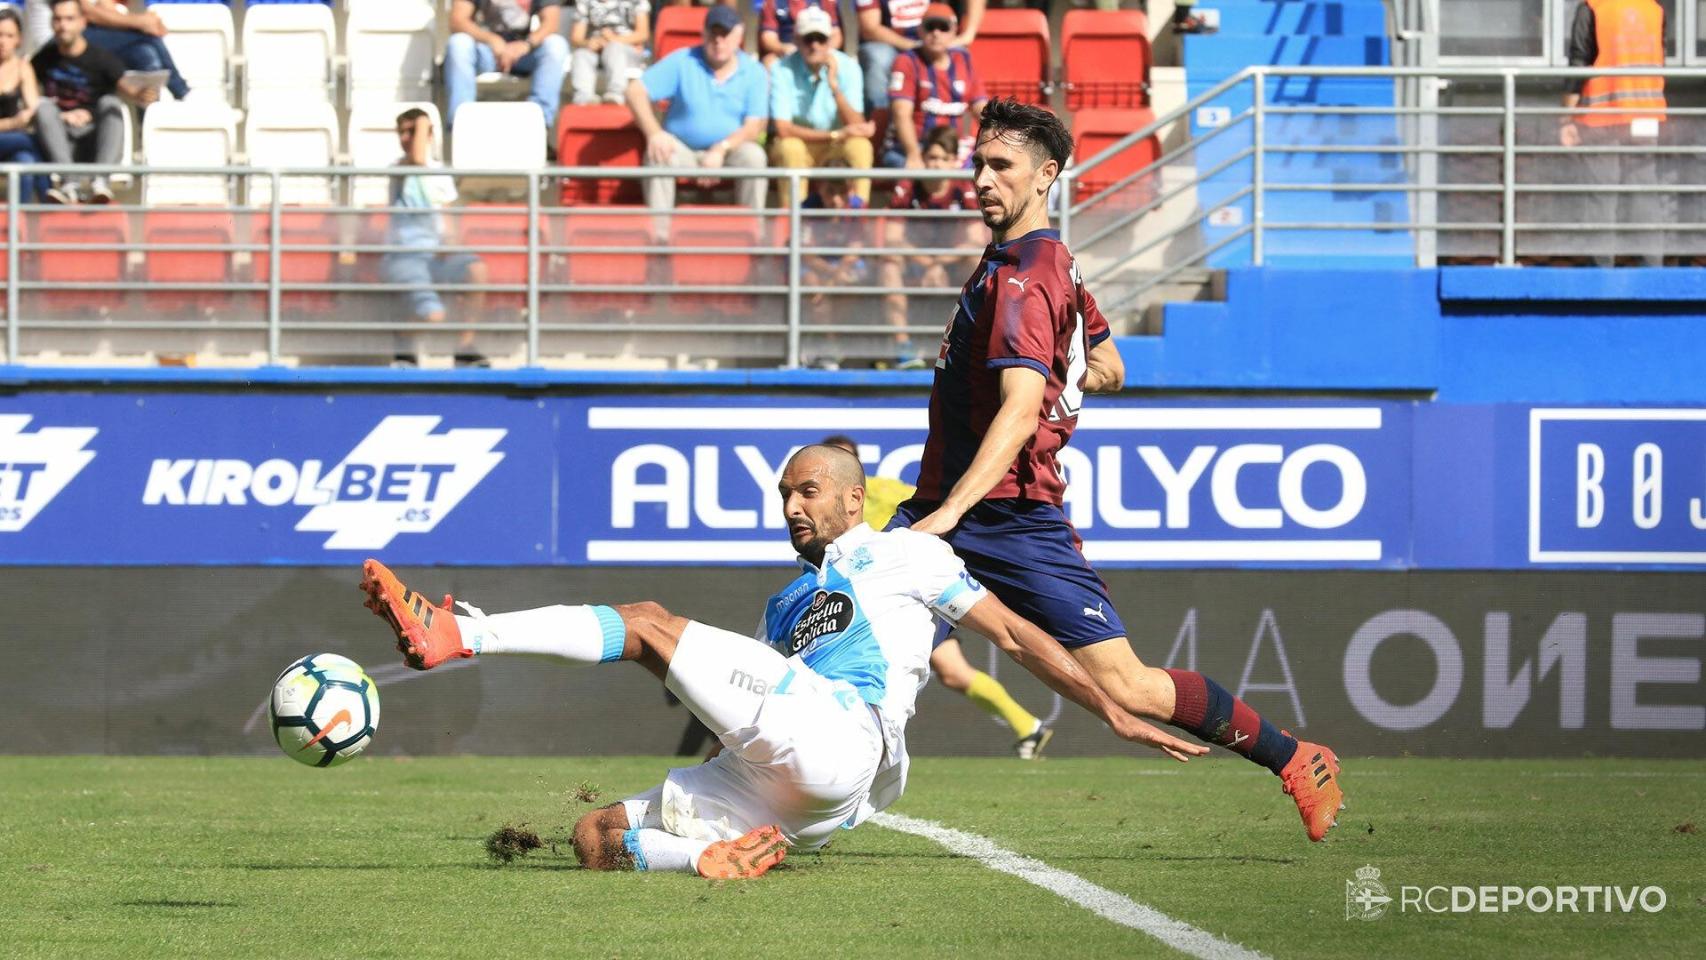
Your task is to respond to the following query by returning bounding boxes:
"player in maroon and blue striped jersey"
[890,99,1348,842]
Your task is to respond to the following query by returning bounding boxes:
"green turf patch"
[1,756,1701,958]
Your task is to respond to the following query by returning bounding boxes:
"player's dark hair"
[49,0,80,12]
[0,7,20,30]
[978,98,1073,171]
[820,434,858,454]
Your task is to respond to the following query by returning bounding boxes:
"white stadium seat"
[449,102,546,172]
[241,2,337,110]
[141,101,239,205]
[345,0,438,109]
[155,2,235,104]
[347,102,444,207]
[245,102,340,206]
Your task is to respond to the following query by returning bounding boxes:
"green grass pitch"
[2,756,1702,958]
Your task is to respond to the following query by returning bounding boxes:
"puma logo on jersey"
[1007,276,1030,291]
[1083,603,1108,623]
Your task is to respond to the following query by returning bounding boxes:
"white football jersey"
[757,523,987,818]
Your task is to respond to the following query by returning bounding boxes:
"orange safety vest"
[1580,0,1667,127]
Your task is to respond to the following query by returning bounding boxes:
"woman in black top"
[0,7,45,201]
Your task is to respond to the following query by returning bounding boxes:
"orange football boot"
[359,559,472,670]
[696,825,788,880]
[1280,739,1344,842]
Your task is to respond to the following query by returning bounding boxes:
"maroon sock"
[1163,668,1298,775]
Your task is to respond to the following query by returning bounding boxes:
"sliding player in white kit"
[360,444,1205,879]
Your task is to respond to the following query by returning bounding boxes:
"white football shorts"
[622,620,884,849]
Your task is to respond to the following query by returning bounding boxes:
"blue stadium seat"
[1181,0,1411,267]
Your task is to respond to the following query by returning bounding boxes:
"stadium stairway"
[1183,0,1413,268]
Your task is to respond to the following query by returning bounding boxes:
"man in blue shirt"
[770,6,873,204]
[624,5,768,212]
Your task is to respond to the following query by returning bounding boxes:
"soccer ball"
[269,654,380,767]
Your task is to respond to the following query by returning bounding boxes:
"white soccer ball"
[269,654,380,767]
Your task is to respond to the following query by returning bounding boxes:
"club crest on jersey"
[788,589,855,654]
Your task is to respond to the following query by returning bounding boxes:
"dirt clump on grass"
[485,824,545,863]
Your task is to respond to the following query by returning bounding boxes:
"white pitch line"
[873,812,1269,960]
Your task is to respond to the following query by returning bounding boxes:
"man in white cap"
[770,4,875,204]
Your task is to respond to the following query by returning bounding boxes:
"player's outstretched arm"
[912,367,1046,536]
[954,594,1209,762]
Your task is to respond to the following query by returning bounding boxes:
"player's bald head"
[787,443,866,492]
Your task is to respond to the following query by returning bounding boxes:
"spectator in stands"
[0,7,47,202]
[445,0,571,132]
[569,0,650,106]
[771,6,873,204]
[32,0,157,204]
[801,159,867,363]
[1560,0,1670,266]
[882,3,986,169]
[626,5,768,213]
[856,0,983,112]
[877,124,978,367]
[79,0,190,101]
[760,0,842,67]
[383,108,489,368]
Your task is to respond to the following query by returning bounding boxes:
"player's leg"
[946,504,1345,839]
[930,636,1051,758]
[571,790,786,879]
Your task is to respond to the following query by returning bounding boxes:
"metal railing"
[0,163,986,369]
[1061,64,1706,317]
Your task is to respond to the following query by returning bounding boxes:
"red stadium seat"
[654,6,706,60]
[250,209,337,314]
[967,9,1051,105]
[554,209,653,314]
[0,211,8,290]
[455,205,535,310]
[29,209,131,313]
[1061,10,1151,110]
[668,208,760,315]
[1072,108,1161,209]
[556,103,645,206]
[144,211,237,313]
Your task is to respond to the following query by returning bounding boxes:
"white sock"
[453,604,626,663]
[623,828,711,873]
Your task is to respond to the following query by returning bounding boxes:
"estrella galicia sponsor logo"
[140,415,505,550]
[788,589,854,654]
[0,415,97,532]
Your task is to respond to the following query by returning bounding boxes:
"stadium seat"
[140,101,238,205]
[249,209,337,314]
[967,9,1050,105]
[241,1,336,109]
[450,103,547,171]
[1071,108,1161,209]
[654,6,707,60]
[154,2,235,103]
[455,205,535,310]
[344,0,437,109]
[244,102,339,206]
[554,210,653,314]
[668,209,760,315]
[555,103,644,205]
[1060,10,1150,110]
[143,210,237,313]
[28,210,131,314]
[348,102,444,207]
